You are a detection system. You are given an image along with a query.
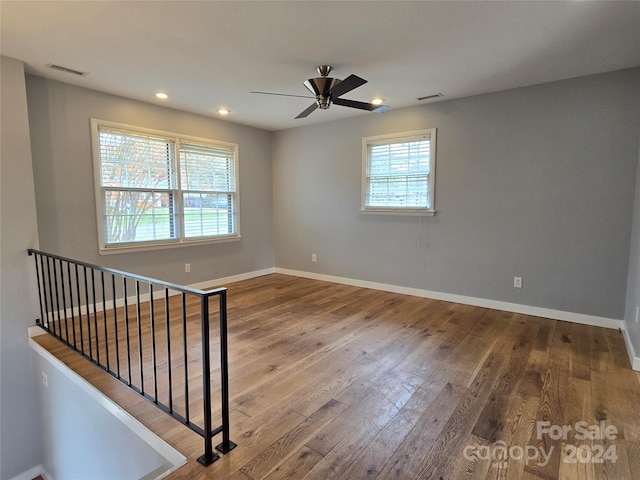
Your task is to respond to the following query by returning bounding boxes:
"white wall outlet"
[311,254,317,263]
[42,371,48,387]
[636,305,639,324]
[185,263,191,273]
[513,276,523,289]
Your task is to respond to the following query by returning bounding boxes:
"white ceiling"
[2,1,639,131]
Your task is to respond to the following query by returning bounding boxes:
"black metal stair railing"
[28,248,236,466]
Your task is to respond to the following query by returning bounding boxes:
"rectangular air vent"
[417,93,443,101]
[46,63,88,77]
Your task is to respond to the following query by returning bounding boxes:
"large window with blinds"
[361,129,436,215]
[91,119,239,252]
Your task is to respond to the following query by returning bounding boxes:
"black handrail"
[27,248,236,465]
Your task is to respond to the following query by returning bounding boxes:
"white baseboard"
[274,268,624,331]
[621,324,640,371]
[190,267,275,290]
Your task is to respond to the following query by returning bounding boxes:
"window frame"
[361,129,436,216]
[91,119,240,254]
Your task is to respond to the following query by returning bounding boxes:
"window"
[361,129,436,215]
[91,119,239,253]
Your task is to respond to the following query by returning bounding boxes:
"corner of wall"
[622,324,640,371]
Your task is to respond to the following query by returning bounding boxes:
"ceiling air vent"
[417,93,443,101]
[46,63,88,77]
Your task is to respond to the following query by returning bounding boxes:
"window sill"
[360,208,435,217]
[98,235,241,255]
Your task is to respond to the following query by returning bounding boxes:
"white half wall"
[29,329,185,480]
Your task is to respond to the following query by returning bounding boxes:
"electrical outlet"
[636,305,639,324]
[185,263,191,273]
[311,254,317,263]
[42,371,48,388]
[513,276,523,289]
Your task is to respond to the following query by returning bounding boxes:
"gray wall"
[274,68,640,320]
[625,131,640,357]
[26,76,274,286]
[0,57,42,479]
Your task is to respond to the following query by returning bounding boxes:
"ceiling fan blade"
[329,74,367,99]
[295,103,318,119]
[333,98,389,112]
[250,91,315,99]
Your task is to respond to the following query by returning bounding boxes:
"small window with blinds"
[361,129,436,215]
[92,119,240,253]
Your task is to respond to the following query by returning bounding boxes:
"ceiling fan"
[251,65,389,119]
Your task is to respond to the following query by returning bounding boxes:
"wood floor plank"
[32,274,640,480]
[262,446,323,480]
[472,318,536,443]
[239,399,349,479]
[414,351,507,480]
[333,373,455,480]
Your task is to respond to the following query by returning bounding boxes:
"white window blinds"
[179,142,237,238]
[99,129,176,189]
[98,128,177,244]
[180,142,236,193]
[92,119,240,251]
[362,129,436,214]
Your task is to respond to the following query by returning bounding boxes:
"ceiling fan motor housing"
[304,76,342,109]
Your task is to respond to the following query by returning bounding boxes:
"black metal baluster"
[83,266,92,360]
[216,290,236,454]
[123,278,132,386]
[91,269,99,365]
[52,258,62,339]
[182,293,190,424]
[112,274,120,379]
[149,285,158,403]
[197,295,219,466]
[32,252,45,328]
[101,271,109,371]
[67,260,77,348]
[165,288,173,413]
[45,257,56,335]
[40,255,51,331]
[136,281,144,394]
[75,264,84,355]
[59,259,70,344]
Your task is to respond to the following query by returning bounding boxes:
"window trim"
[360,129,437,216]
[91,119,241,255]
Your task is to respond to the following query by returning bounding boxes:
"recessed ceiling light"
[217,108,230,115]
[155,92,168,99]
[371,98,384,105]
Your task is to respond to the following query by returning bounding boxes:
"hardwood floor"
[34,274,640,479]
